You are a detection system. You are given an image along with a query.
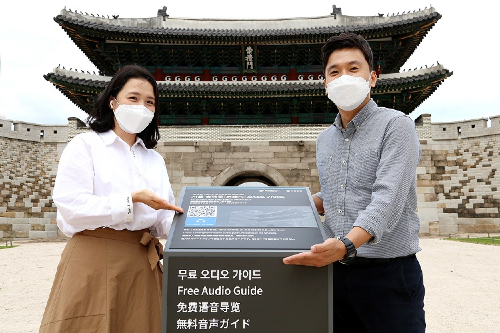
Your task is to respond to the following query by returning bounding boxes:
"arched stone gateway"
[211,162,289,187]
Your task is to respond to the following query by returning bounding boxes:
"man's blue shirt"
[315,99,421,258]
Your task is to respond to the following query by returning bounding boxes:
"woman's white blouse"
[53,130,176,239]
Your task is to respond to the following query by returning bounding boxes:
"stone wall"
[0,137,60,240]
[158,140,319,198]
[417,136,500,234]
[416,115,500,235]
[0,117,68,143]
[1,114,499,241]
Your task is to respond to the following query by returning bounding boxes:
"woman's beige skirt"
[39,228,163,333]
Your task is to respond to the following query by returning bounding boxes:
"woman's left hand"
[132,189,184,213]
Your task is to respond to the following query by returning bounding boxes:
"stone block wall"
[431,115,500,140]
[67,117,89,141]
[0,118,68,143]
[415,113,432,139]
[159,140,320,199]
[1,114,499,240]
[417,135,500,235]
[0,137,60,240]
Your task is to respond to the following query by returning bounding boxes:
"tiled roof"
[45,65,451,95]
[376,65,452,90]
[44,65,452,115]
[55,7,440,38]
[52,7,442,76]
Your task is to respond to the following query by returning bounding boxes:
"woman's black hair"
[87,65,160,149]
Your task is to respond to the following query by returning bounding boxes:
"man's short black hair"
[321,33,374,73]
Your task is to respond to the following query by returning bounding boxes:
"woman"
[39,65,183,333]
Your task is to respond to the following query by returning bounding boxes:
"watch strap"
[336,236,356,263]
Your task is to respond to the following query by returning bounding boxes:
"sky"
[0,0,498,125]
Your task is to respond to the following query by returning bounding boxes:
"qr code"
[187,206,217,218]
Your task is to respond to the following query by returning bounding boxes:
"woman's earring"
[110,101,113,109]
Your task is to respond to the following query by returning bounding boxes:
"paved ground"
[1,237,499,333]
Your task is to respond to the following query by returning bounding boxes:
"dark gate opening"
[224,173,276,187]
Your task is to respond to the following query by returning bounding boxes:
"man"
[283,33,425,332]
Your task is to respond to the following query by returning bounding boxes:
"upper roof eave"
[55,7,440,37]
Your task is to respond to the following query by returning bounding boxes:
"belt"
[78,228,163,271]
[341,253,416,265]
[140,232,164,271]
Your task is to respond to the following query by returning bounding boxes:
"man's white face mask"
[326,74,371,111]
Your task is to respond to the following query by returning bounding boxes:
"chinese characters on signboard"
[243,46,257,73]
[175,269,261,330]
[165,256,330,332]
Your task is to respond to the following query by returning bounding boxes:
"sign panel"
[164,254,330,332]
[168,187,325,250]
[162,186,332,333]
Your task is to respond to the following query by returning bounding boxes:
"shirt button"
[338,209,343,214]
[342,160,347,165]
[340,184,345,189]
[344,138,349,142]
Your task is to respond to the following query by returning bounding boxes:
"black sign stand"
[162,186,333,333]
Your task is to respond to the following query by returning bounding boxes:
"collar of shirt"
[98,130,147,150]
[333,99,377,130]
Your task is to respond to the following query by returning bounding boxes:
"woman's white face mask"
[326,74,371,111]
[113,99,154,134]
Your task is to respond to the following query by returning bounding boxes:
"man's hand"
[132,189,184,213]
[283,227,373,267]
[282,237,346,267]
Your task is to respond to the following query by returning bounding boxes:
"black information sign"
[162,187,333,333]
[169,187,325,250]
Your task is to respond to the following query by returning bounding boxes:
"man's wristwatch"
[336,236,357,263]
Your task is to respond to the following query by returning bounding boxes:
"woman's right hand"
[132,189,184,213]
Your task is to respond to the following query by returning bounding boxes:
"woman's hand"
[132,189,184,213]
